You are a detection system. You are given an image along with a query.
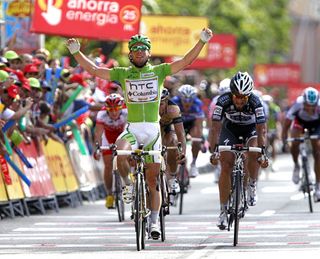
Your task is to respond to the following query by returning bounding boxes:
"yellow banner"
[42,140,79,193]
[5,154,25,200]
[122,15,209,57]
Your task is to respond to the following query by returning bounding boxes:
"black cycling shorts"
[219,121,257,145]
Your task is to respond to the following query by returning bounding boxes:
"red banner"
[164,34,237,69]
[254,64,301,86]
[30,0,142,41]
[17,141,55,197]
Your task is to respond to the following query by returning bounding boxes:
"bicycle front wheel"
[114,172,125,222]
[178,164,187,215]
[302,157,313,213]
[134,173,146,251]
[233,171,242,246]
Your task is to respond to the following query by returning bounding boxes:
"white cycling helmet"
[303,87,319,105]
[218,78,231,95]
[230,71,254,96]
[178,84,197,99]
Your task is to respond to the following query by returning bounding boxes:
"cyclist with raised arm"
[93,94,127,209]
[171,84,205,178]
[281,87,320,201]
[209,71,268,230]
[66,28,213,239]
[159,88,186,193]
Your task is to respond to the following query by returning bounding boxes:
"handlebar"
[287,135,320,143]
[218,145,263,154]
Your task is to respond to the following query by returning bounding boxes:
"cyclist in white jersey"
[282,87,320,201]
[66,28,213,239]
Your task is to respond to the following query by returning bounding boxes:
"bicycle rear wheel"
[302,157,313,213]
[233,171,241,246]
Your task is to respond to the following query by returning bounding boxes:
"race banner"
[122,15,209,58]
[17,141,55,198]
[30,0,142,41]
[254,64,301,86]
[42,139,79,193]
[4,154,25,200]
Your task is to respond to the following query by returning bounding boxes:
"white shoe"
[314,183,320,202]
[122,184,133,204]
[292,164,300,184]
[247,182,257,206]
[150,223,161,240]
[168,178,180,193]
[216,210,228,230]
[190,164,199,178]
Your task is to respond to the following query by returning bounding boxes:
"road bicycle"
[287,132,319,213]
[112,145,163,251]
[217,143,265,246]
[98,145,125,222]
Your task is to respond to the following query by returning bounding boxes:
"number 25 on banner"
[120,5,140,31]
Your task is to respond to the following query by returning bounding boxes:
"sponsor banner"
[165,34,237,69]
[3,0,41,53]
[122,15,209,58]
[254,64,301,86]
[4,154,25,200]
[18,141,55,198]
[31,0,142,41]
[42,139,79,193]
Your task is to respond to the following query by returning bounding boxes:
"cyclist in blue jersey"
[209,71,269,230]
[171,84,205,177]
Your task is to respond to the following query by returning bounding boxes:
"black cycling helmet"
[161,88,170,100]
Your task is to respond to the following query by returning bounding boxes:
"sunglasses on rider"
[105,105,122,112]
[232,94,249,101]
[130,45,149,52]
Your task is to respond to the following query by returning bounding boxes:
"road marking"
[259,210,276,216]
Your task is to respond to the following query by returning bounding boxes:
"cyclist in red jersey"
[93,94,127,208]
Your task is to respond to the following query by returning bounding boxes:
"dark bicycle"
[217,144,265,246]
[287,132,319,213]
[112,145,162,251]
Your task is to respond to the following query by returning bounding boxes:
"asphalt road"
[1,152,320,259]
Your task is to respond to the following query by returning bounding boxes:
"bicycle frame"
[218,145,263,246]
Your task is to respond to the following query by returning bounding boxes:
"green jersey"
[110,63,171,123]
